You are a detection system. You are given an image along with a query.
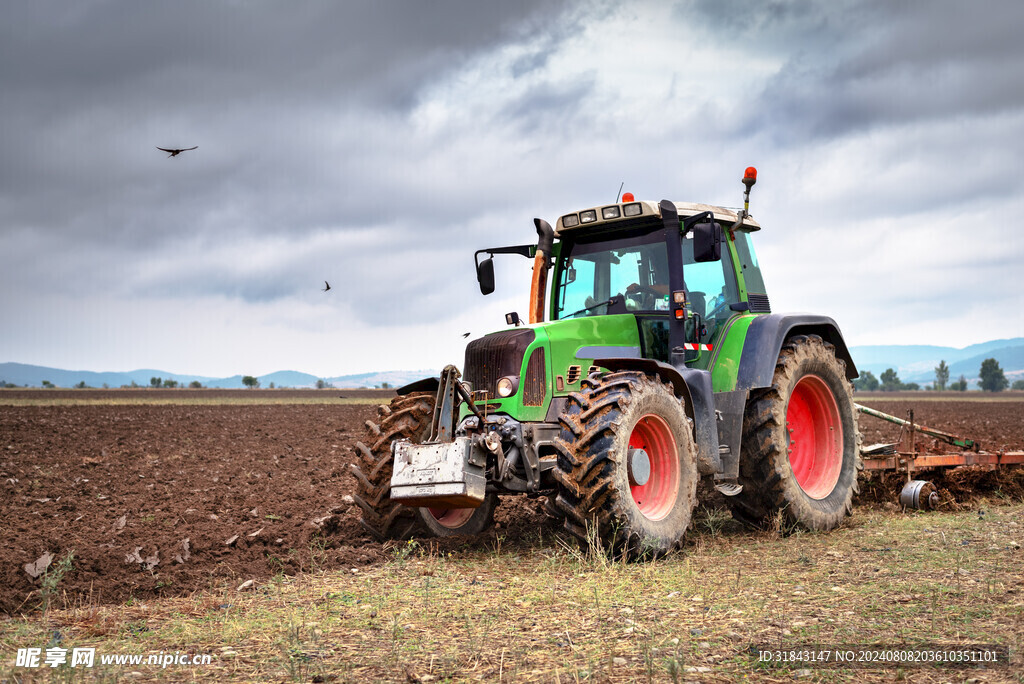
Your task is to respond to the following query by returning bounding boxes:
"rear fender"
[593,357,721,476]
[736,314,857,390]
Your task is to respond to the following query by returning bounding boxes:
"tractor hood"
[461,315,643,422]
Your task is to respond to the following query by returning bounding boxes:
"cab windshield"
[554,228,739,328]
[555,232,670,320]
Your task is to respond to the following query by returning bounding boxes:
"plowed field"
[1,389,1021,615]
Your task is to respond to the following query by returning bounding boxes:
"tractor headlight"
[579,210,597,223]
[496,376,519,398]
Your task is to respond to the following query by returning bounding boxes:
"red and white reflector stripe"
[683,343,713,351]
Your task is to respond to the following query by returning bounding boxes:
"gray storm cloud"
[1,0,1021,374]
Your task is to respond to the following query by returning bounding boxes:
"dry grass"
[2,500,1022,682]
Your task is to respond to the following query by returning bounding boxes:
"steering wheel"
[625,283,661,309]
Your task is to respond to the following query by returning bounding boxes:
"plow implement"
[855,403,1024,509]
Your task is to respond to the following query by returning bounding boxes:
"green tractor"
[350,168,861,556]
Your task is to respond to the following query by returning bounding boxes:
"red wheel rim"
[426,507,475,529]
[628,414,680,521]
[785,375,843,499]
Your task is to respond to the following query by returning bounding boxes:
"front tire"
[552,372,699,558]
[729,334,862,531]
[349,392,434,540]
[350,391,497,540]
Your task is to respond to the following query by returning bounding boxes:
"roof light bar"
[602,206,621,220]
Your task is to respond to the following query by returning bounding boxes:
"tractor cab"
[550,199,768,369]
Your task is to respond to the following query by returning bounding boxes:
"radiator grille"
[748,293,771,313]
[523,347,546,406]
[463,329,535,399]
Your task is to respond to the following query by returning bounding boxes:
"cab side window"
[682,232,737,343]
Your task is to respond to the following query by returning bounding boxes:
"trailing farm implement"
[855,403,1024,509]
[350,168,1021,556]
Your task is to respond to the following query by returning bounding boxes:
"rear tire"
[552,372,698,558]
[417,494,498,537]
[729,334,862,531]
[349,392,434,540]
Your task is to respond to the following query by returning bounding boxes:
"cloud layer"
[2,1,1021,376]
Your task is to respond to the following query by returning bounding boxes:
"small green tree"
[189,380,203,389]
[879,368,903,392]
[41,380,55,388]
[242,375,260,389]
[978,358,1008,392]
[150,377,161,388]
[381,381,391,389]
[853,370,879,391]
[74,381,88,389]
[316,379,328,389]
[162,379,178,388]
[934,360,949,391]
[951,374,968,391]
[1012,379,1024,391]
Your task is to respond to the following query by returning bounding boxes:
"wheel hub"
[426,507,475,529]
[628,448,651,486]
[628,415,680,521]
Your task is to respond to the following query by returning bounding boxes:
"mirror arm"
[681,211,714,236]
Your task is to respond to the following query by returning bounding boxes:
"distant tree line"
[854,357,1018,392]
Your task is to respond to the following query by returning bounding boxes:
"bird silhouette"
[322,281,331,292]
[157,146,198,157]
[462,332,471,338]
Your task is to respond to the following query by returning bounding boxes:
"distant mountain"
[0,362,438,389]
[849,338,1024,386]
[5,337,1022,391]
[327,370,436,389]
[0,363,217,389]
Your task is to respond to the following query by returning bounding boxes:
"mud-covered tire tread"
[349,392,434,541]
[728,334,863,531]
[551,372,698,558]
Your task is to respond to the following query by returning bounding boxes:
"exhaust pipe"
[529,218,554,324]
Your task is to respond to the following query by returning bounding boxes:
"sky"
[2,0,1022,378]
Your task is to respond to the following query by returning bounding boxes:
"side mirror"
[477,256,495,295]
[692,222,722,262]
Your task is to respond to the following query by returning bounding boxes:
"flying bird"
[462,332,471,338]
[157,146,198,157]
[322,281,331,292]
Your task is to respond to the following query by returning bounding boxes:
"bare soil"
[854,394,1024,452]
[1,392,1021,615]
